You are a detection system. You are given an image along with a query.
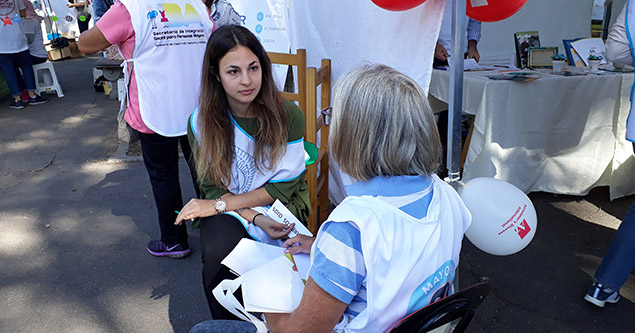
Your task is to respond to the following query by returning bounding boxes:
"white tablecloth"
[429,69,635,200]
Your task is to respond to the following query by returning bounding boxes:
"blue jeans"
[189,320,256,333]
[594,202,635,291]
[0,50,36,96]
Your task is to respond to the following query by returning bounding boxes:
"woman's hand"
[175,199,216,225]
[282,234,315,255]
[254,215,294,240]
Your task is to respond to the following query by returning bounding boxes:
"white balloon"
[459,177,537,256]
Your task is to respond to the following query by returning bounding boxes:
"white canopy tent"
[233,0,628,203]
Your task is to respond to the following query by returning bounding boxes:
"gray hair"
[330,64,442,181]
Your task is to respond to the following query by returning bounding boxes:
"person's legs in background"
[15,55,48,103]
[585,202,635,307]
[12,50,48,106]
[137,131,191,258]
[77,14,91,33]
[0,52,28,109]
[178,134,201,199]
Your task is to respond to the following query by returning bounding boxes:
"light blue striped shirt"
[309,175,434,317]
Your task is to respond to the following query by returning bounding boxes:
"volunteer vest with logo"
[326,176,471,332]
[191,107,306,244]
[118,0,213,136]
[626,0,635,141]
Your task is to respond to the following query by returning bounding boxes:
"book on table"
[514,31,540,68]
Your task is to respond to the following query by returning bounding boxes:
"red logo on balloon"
[515,219,531,239]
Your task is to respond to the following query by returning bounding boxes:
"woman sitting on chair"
[190,64,472,332]
[175,25,310,319]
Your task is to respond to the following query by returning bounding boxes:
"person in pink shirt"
[78,0,215,258]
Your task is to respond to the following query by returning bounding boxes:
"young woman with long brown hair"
[175,24,310,319]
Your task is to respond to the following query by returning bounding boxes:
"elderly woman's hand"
[283,234,315,254]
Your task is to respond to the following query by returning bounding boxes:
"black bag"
[50,37,69,49]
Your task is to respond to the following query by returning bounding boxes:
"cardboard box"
[45,43,71,61]
[68,41,84,58]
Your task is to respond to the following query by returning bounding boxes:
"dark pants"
[137,131,200,246]
[77,14,91,33]
[200,214,253,319]
[16,56,48,93]
[0,50,36,96]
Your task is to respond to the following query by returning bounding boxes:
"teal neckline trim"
[190,106,201,144]
[229,111,256,141]
[268,169,306,183]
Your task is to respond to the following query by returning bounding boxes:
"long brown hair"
[196,25,287,188]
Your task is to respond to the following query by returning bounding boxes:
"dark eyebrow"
[249,61,258,66]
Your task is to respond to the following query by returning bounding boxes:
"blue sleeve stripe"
[310,268,356,304]
[320,221,363,253]
[311,251,365,290]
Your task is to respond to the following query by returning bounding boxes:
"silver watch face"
[215,200,227,211]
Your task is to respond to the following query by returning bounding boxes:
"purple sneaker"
[146,240,191,258]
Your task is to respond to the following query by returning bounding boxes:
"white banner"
[231,0,290,90]
[39,0,81,37]
[288,0,446,204]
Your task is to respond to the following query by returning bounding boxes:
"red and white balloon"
[467,0,527,22]
[459,177,537,256]
[371,0,427,11]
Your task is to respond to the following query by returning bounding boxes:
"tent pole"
[446,0,467,189]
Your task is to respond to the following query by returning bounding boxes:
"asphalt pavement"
[0,55,633,332]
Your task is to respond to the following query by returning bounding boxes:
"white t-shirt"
[0,0,28,53]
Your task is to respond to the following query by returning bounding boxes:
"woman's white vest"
[191,108,306,245]
[326,176,472,332]
[626,0,635,141]
[118,0,214,136]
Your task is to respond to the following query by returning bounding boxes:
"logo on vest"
[231,145,256,194]
[147,3,207,47]
[407,260,455,314]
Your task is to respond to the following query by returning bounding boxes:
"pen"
[175,210,195,222]
[287,242,301,248]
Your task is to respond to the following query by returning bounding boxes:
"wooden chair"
[267,49,331,234]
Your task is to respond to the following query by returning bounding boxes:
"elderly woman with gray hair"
[191,64,472,333]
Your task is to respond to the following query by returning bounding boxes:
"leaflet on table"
[447,58,494,71]
[267,199,314,238]
[570,38,607,66]
[221,238,311,279]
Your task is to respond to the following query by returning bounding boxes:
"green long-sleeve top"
[187,99,310,225]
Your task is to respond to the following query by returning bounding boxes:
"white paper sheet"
[267,199,313,238]
[241,256,306,313]
[221,238,311,279]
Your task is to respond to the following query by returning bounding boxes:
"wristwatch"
[214,198,227,214]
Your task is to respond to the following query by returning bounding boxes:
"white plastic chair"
[33,61,64,98]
